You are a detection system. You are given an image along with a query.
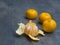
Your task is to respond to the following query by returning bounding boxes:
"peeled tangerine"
[16,20,45,41]
[42,19,57,32]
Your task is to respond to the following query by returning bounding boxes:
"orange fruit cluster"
[26,9,57,32]
[38,12,57,32]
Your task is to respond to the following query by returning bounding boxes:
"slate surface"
[0,0,60,45]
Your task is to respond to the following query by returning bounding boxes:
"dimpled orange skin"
[39,12,52,23]
[42,19,57,32]
[24,21,39,36]
[26,9,38,19]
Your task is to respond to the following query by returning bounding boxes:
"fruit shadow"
[42,30,54,36]
[24,16,37,20]
[24,16,28,19]
[37,21,42,25]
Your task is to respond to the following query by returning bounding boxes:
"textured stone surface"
[0,0,60,45]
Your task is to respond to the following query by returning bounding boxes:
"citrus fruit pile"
[16,8,57,41]
[26,9,57,33]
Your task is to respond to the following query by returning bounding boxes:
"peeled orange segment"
[24,20,39,37]
[38,30,45,36]
[16,23,25,35]
[28,34,40,41]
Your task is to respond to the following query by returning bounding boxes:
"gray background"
[0,0,60,45]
